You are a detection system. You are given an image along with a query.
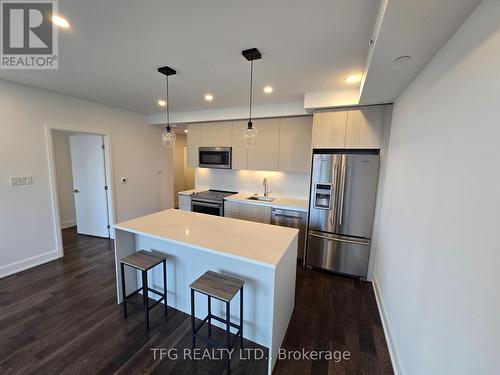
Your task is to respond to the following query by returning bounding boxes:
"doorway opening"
[49,129,114,257]
[173,130,195,207]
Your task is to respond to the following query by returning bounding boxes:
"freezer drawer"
[306,231,370,278]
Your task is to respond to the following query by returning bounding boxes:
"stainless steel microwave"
[198,147,232,169]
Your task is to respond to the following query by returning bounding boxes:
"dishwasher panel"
[271,208,307,261]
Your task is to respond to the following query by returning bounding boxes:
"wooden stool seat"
[120,250,168,330]
[190,271,245,374]
[121,250,167,271]
[189,271,244,302]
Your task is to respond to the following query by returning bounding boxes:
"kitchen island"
[113,209,298,374]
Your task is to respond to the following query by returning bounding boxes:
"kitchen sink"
[247,195,275,202]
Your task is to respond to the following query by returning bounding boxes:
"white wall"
[372,2,500,374]
[52,130,76,228]
[183,146,195,191]
[195,168,310,199]
[172,133,195,206]
[0,80,174,278]
[173,133,189,206]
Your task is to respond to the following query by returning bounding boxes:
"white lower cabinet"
[224,201,240,219]
[239,203,271,224]
[178,194,191,211]
[224,201,271,224]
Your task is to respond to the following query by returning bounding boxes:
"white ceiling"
[0,0,380,115]
[360,0,481,104]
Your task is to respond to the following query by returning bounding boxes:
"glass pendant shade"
[162,126,176,148]
[158,66,177,148]
[243,122,257,147]
[243,55,259,147]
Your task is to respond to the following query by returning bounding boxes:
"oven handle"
[191,200,222,208]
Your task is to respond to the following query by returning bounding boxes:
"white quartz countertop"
[114,209,298,268]
[178,188,204,196]
[225,193,309,212]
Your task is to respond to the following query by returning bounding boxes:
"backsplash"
[195,168,310,199]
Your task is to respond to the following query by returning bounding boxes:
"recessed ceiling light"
[52,15,70,28]
[395,55,412,63]
[184,129,188,133]
[345,75,362,84]
[205,94,214,102]
[263,86,273,94]
[158,99,166,107]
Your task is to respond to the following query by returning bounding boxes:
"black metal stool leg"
[120,262,127,318]
[239,287,243,349]
[142,270,149,330]
[163,260,168,316]
[226,300,231,374]
[191,288,196,348]
[207,295,212,337]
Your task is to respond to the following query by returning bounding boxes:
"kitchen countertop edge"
[224,193,308,212]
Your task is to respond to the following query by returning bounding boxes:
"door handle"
[338,155,346,226]
[73,189,79,193]
[309,232,369,246]
[274,214,302,220]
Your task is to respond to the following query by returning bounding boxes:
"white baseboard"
[61,219,76,229]
[372,274,402,375]
[0,250,60,279]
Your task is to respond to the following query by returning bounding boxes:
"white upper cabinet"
[200,121,232,147]
[186,113,391,171]
[231,120,248,170]
[345,106,385,149]
[247,118,280,171]
[312,111,348,148]
[187,123,200,168]
[312,106,385,149]
[278,116,312,173]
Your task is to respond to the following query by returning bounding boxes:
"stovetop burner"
[191,189,238,202]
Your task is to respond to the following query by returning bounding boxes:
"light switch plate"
[10,176,33,186]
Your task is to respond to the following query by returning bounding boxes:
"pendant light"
[158,66,177,148]
[242,48,262,147]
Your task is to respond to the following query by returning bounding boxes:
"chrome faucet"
[263,178,271,197]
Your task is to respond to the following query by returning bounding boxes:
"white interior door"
[69,135,110,238]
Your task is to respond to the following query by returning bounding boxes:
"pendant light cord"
[248,60,253,127]
[166,75,170,130]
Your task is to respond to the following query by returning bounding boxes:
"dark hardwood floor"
[0,227,393,375]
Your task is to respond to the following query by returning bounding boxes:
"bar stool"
[120,250,168,330]
[190,271,244,374]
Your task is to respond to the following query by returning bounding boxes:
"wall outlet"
[10,176,33,186]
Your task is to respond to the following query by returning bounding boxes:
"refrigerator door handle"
[338,155,347,226]
[309,232,370,246]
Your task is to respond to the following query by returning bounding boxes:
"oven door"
[199,147,232,169]
[191,200,223,216]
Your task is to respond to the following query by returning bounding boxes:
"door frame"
[45,124,116,258]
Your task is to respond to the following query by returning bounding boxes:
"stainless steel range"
[190,189,238,216]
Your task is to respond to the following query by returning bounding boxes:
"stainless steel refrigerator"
[306,150,380,278]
